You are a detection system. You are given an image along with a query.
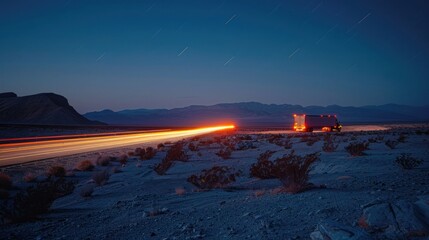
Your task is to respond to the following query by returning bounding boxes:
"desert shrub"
[345,142,369,156]
[79,185,94,198]
[250,159,276,179]
[128,151,135,157]
[75,160,94,171]
[267,134,292,148]
[239,135,253,141]
[305,137,319,146]
[397,134,407,143]
[46,166,66,178]
[134,147,144,155]
[22,172,37,183]
[250,150,277,179]
[216,147,233,159]
[268,134,284,143]
[157,143,165,150]
[116,154,128,165]
[273,151,320,193]
[0,172,12,190]
[322,135,338,152]
[141,147,157,160]
[258,150,276,162]
[92,170,110,186]
[283,139,293,149]
[154,160,173,175]
[385,140,399,149]
[187,166,239,189]
[395,153,423,170]
[188,142,198,151]
[96,155,111,166]
[165,143,188,162]
[236,140,256,150]
[0,178,74,223]
[154,142,188,175]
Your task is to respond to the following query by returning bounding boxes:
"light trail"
[0,125,235,166]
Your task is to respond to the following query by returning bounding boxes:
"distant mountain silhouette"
[0,92,103,125]
[84,102,429,127]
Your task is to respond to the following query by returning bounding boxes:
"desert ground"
[1,124,429,239]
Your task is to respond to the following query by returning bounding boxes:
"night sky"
[1,0,428,113]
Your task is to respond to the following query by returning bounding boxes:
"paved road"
[0,125,234,166]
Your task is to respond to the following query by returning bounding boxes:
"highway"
[0,125,235,166]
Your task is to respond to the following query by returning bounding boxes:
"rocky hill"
[0,92,103,125]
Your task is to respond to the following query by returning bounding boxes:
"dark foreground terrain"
[1,124,429,239]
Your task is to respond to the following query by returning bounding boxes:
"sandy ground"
[1,124,429,239]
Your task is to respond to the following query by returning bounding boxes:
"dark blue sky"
[1,0,428,113]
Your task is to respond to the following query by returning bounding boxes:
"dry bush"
[79,184,94,198]
[188,142,198,151]
[154,160,173,175]
[187,166,239,189]
[345,142,369,156]
[127,151,135,157]
[92,170,110,186]
[134,147,144,156]
[305,137,320,146]
[141,147,157,160]
[0,178,74,223]
[165,142,188,162]
[0,172,12,190]
[267,134,284,143]
[250,150,277,179]
[216,147,233,159]
[96,155,111,166]
[116,154,128,165]
[273,151,320,193]
[395,153,423,170]
[75,160,94,171]
[46,166,66,178]
[385,140,399,149]
[239,135,253,141]
[267,134,292,148]
[154,142,188,175]
[157,143,165,150]
[322,135,338,152]
[22,172,37,183]
[397,134,407,143]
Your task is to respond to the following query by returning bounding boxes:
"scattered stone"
[360,199,429,239]
[310,220,371,240]
[414,195,429,226]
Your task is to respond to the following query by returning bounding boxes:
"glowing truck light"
[293,114,342,132]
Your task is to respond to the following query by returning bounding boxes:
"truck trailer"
[293,114,342,132]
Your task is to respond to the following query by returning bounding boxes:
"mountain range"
[0,92,101,125]
[1,92,427,127]
[84,102,429,127]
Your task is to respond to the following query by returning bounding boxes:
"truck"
[293,114,342,132]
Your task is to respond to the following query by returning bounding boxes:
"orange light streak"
[0,125,235,166]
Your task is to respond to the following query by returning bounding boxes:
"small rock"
[310,220,371,240]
